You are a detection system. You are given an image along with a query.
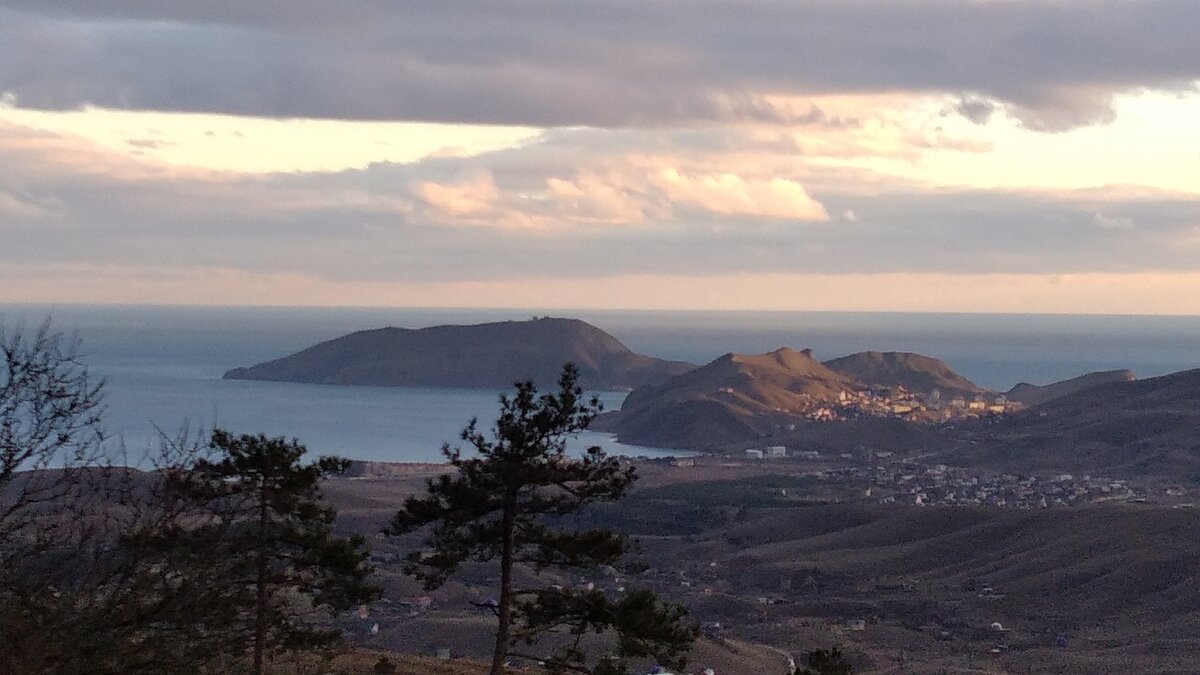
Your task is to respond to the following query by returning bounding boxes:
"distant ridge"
[823,351,986,397]
[600,347,861,448]
[621,347,859,414]
[964,368,1200,475]
[223,318,695,391]
[1005,369,1137,407]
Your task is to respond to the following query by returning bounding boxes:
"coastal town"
[794,463,1154,509]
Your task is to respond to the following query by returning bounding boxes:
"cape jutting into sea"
[3,304,1198,463]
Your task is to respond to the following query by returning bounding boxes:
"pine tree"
[161,430,378,674]
[386,364,695,675]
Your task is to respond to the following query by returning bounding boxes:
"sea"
[3,304,1199,464]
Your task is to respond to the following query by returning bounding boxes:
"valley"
[327,456,1200,674]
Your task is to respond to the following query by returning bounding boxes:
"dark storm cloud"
[1,1,1198,129]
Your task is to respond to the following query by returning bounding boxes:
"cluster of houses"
[674,447,1189,509]
[767,387,1020,425]
[801,464,1147,508]
[854,387,1025,422]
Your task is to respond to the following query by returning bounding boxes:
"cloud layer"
[3,2,1199,312]
[3,1,1199,129]
[3,120,1198,289]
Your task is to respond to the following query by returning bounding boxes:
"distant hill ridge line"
[959,366,1200,476]
[1005,369,1137,407]
[601,346,979,449]
[598,344,1163,452]
[822,350,989,398]
[621,346,987,407]
[224,315,1154,441]
[222,317,696,391]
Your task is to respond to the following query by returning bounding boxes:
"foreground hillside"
[324,463,1200,675]
[653,498,1200,674]
[224,317,695,390]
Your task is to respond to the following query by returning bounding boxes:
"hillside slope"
[964,368,1200,475]
[223,318,695,390]
[577,475,1200,674]
[823,351,987,397]
[652,500,1200,622]
[622,348,858,412]
[1006,369,1137,407]
[600,348,860,448]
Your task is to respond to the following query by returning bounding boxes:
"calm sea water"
[2,304,1199,462]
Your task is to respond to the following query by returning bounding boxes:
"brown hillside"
[621,348,858,415]
[604,348,860,449]
[823,351,987,397]
[593,398,765,449]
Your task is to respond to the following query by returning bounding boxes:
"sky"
[2,1,1199,314]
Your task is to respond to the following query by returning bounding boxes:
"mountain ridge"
[1005,369,1137,407]
[223,317,695,391]
[958,367,1200,475]
[823,350,987,397]
[619,347,860,416]
[602,347,872,449]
